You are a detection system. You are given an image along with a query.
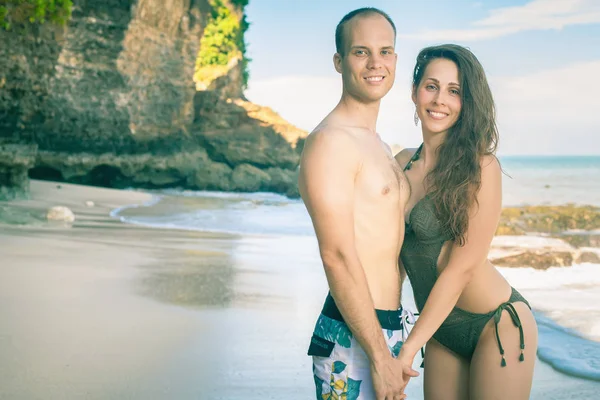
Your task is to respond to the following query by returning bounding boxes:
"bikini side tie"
[493,302,525,367]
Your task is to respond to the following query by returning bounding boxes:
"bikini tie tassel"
[493,303,525,367]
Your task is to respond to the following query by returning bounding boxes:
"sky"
[243,0,600,155]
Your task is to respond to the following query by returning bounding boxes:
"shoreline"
[1,180,599,398]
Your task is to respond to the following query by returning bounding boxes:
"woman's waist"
[454,264,515,313]
[404,256,513,312]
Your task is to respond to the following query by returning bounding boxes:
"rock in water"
[576,251,600,264]
[492,250,574,270]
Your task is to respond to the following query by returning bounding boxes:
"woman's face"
[413,58,462,137]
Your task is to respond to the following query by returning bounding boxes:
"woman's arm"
[400,155,503,360]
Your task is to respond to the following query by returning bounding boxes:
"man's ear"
[333,53,343,74]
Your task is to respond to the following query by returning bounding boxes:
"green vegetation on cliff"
[194,0,249,89]
[0,0,72,30]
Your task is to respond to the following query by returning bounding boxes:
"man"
[298,7,419,400]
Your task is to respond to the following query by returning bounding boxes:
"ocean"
[500,156,600,207]
[112,156,600,394]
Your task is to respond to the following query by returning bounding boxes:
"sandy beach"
[1,180,599,399]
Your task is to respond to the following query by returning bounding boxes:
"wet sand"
[0,181,599,399]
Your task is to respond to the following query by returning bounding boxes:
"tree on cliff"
[194,0,250,90]
[0,0,72,30]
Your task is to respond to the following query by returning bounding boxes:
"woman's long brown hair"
[412,44,499,245]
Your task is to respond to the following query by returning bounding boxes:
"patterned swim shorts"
[307,294,414,400]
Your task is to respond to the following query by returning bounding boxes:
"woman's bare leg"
[469,302,538,400]
[423,339,470,400]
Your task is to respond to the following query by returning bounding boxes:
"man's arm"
[393,150,412,286]
[399,155,503,359]
[299,129,390,364]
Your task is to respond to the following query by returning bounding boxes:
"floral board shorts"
[307,293,414,400]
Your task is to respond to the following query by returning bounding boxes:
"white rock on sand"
[46,206,75,222]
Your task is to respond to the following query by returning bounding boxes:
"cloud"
[490,60,600,154]
[400,0,600,41]
[246,60,600,155]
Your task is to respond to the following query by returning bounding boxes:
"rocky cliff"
[0,0,306,199]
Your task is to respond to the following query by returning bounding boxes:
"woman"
[395,44,538,399]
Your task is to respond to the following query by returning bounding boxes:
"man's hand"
[371,356,419,399]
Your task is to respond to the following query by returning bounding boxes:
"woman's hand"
[397,346,420,392]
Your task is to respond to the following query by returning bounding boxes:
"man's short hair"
[335,7,397,56]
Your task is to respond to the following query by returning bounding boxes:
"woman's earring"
[414,109,419,126]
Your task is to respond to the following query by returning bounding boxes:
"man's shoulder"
[300,125,363,177]
[305,125,360,152]
[309,124,358,140]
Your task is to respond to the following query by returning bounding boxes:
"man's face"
[335,14,397,104]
